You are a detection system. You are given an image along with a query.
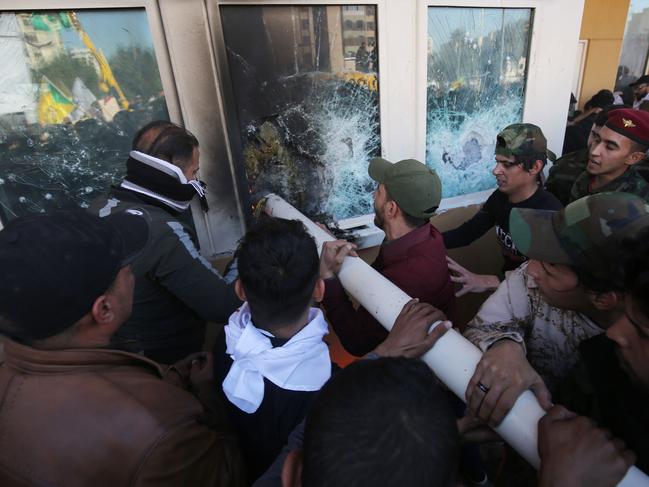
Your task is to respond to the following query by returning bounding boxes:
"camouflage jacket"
[463,263,603,392]
[545,148,588,206]
[635,156,649,183]
[569,166,649,204]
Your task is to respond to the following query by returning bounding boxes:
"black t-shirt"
[443,187,563,272]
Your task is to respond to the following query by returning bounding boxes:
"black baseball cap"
[0,209,150,341]
[630,75,649,87]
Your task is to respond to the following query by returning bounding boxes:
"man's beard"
[374,205,385,230]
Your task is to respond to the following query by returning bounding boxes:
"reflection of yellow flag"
[38,79,74,125]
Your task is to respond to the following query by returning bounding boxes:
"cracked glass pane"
[0,10,169,224]
[426,7,532,198]
[220,5,380,221]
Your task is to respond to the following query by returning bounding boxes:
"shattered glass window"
[220,5,380,221]
[426,7,532,198]
[0,10,169,224]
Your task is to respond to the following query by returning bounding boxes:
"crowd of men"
[2,80,649,486]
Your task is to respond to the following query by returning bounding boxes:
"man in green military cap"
[318,158,456,357]
[463,192,649,428]
[443,123,562,297]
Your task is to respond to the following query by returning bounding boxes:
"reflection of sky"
[60,9,154,57]
[628,0,649,14]
[428,7,529,53]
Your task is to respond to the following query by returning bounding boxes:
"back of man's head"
[586,90,615,111]
[301,357,459,487]
[0,210,148,344]
[132,121,198,170]
[236,217,320,329]
[131,120,175,151]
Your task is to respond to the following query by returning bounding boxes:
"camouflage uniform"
[467,193,649,391]
[464,263,602,392]
[544,148,588,206]
[635,156,649,182]
[568,167,649,204]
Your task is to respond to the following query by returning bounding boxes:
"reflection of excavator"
[69,12,129,109]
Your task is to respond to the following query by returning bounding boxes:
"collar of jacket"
[1,338,166,377]
[377,223,435,265]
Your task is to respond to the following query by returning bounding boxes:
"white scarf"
[222,302,331,413]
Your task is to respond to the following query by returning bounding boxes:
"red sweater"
[322,223,456,357]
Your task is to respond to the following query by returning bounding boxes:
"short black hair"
[515,151,547,172]
[236,217,320,329]
[622,227,649,319]
[585,90,614,111]
[594,104,630,128]
[630,140,649,155]
[302,357,459,487]
[384,187,430,228]
[136,123,199,171]
[131,120,175,151]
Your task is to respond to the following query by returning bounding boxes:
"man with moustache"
[319,158,455,357]
[569,108,649,203]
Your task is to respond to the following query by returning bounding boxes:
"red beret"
[605,108,649,146]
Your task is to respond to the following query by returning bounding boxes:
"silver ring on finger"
[477,381,490,394]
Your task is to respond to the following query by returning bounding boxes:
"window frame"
[0,0,181,232]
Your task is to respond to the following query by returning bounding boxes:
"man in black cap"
[630,74,649,110]
[89,121,240,363]
[569,108,649,203]
[319,158,456,357]
[0,210,243,487]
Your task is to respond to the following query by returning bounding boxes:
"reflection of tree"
[109,46,162,101]
[34,53,99,97]
[428,16,529,115]
[429,18,529,91]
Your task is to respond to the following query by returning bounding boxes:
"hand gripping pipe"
[260,193,648,486]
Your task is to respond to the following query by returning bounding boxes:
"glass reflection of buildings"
[618,4,649,85]
[259,6,376,75]
[16,14,65,68]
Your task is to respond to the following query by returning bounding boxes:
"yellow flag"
[38,79,74,125]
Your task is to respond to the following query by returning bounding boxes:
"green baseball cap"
[368,157,442,219]
[495,123,556,162]
[510,192,649,281]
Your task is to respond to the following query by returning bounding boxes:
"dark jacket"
[89,188,241,362]
[322,223,456,357]
[0,338,243,487]
[558,334,649,473]
[545,148,588,206]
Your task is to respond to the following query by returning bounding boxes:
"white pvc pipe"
[261,193,648,486]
